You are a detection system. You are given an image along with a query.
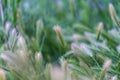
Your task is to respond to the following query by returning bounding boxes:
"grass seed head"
[97,22,103,40]
[109,3,120,27]
[0,69,6,80]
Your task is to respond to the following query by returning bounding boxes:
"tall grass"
[0,0,120,80]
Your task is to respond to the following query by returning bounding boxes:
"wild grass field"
[0,0,120,80]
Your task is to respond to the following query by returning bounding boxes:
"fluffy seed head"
[103,59,111,70]
[53,25,61,32]
[0,69,6,80]
[109,3,116,20]
[97,22,103,40]
[35,52,42,62]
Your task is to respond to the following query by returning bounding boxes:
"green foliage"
[0,0,120,80]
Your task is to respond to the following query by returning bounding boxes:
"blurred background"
[0,0,120,62]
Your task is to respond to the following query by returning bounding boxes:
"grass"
[0,0,120,80]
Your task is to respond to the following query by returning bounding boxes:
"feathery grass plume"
[71,42,93,66]
[1,50,45,80]
[103,59,111,71]
[35,52,43,75]
[5,21,11,35]
[0,69,6,80]
[109,3,120,27]
[36,19,44,42]
[1,51,36,80]
[8,28,18,50]
[100,59,111,80]
[71,42,93,57]
[53,25,66,47]
[62,60,67,80]
[17,35,26,50]
[35,52,42,62]
[45,63,52,80]
[71,42,80,54]
[79,43,93,57]
[96,22,103,40]
[69,71,73,80]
